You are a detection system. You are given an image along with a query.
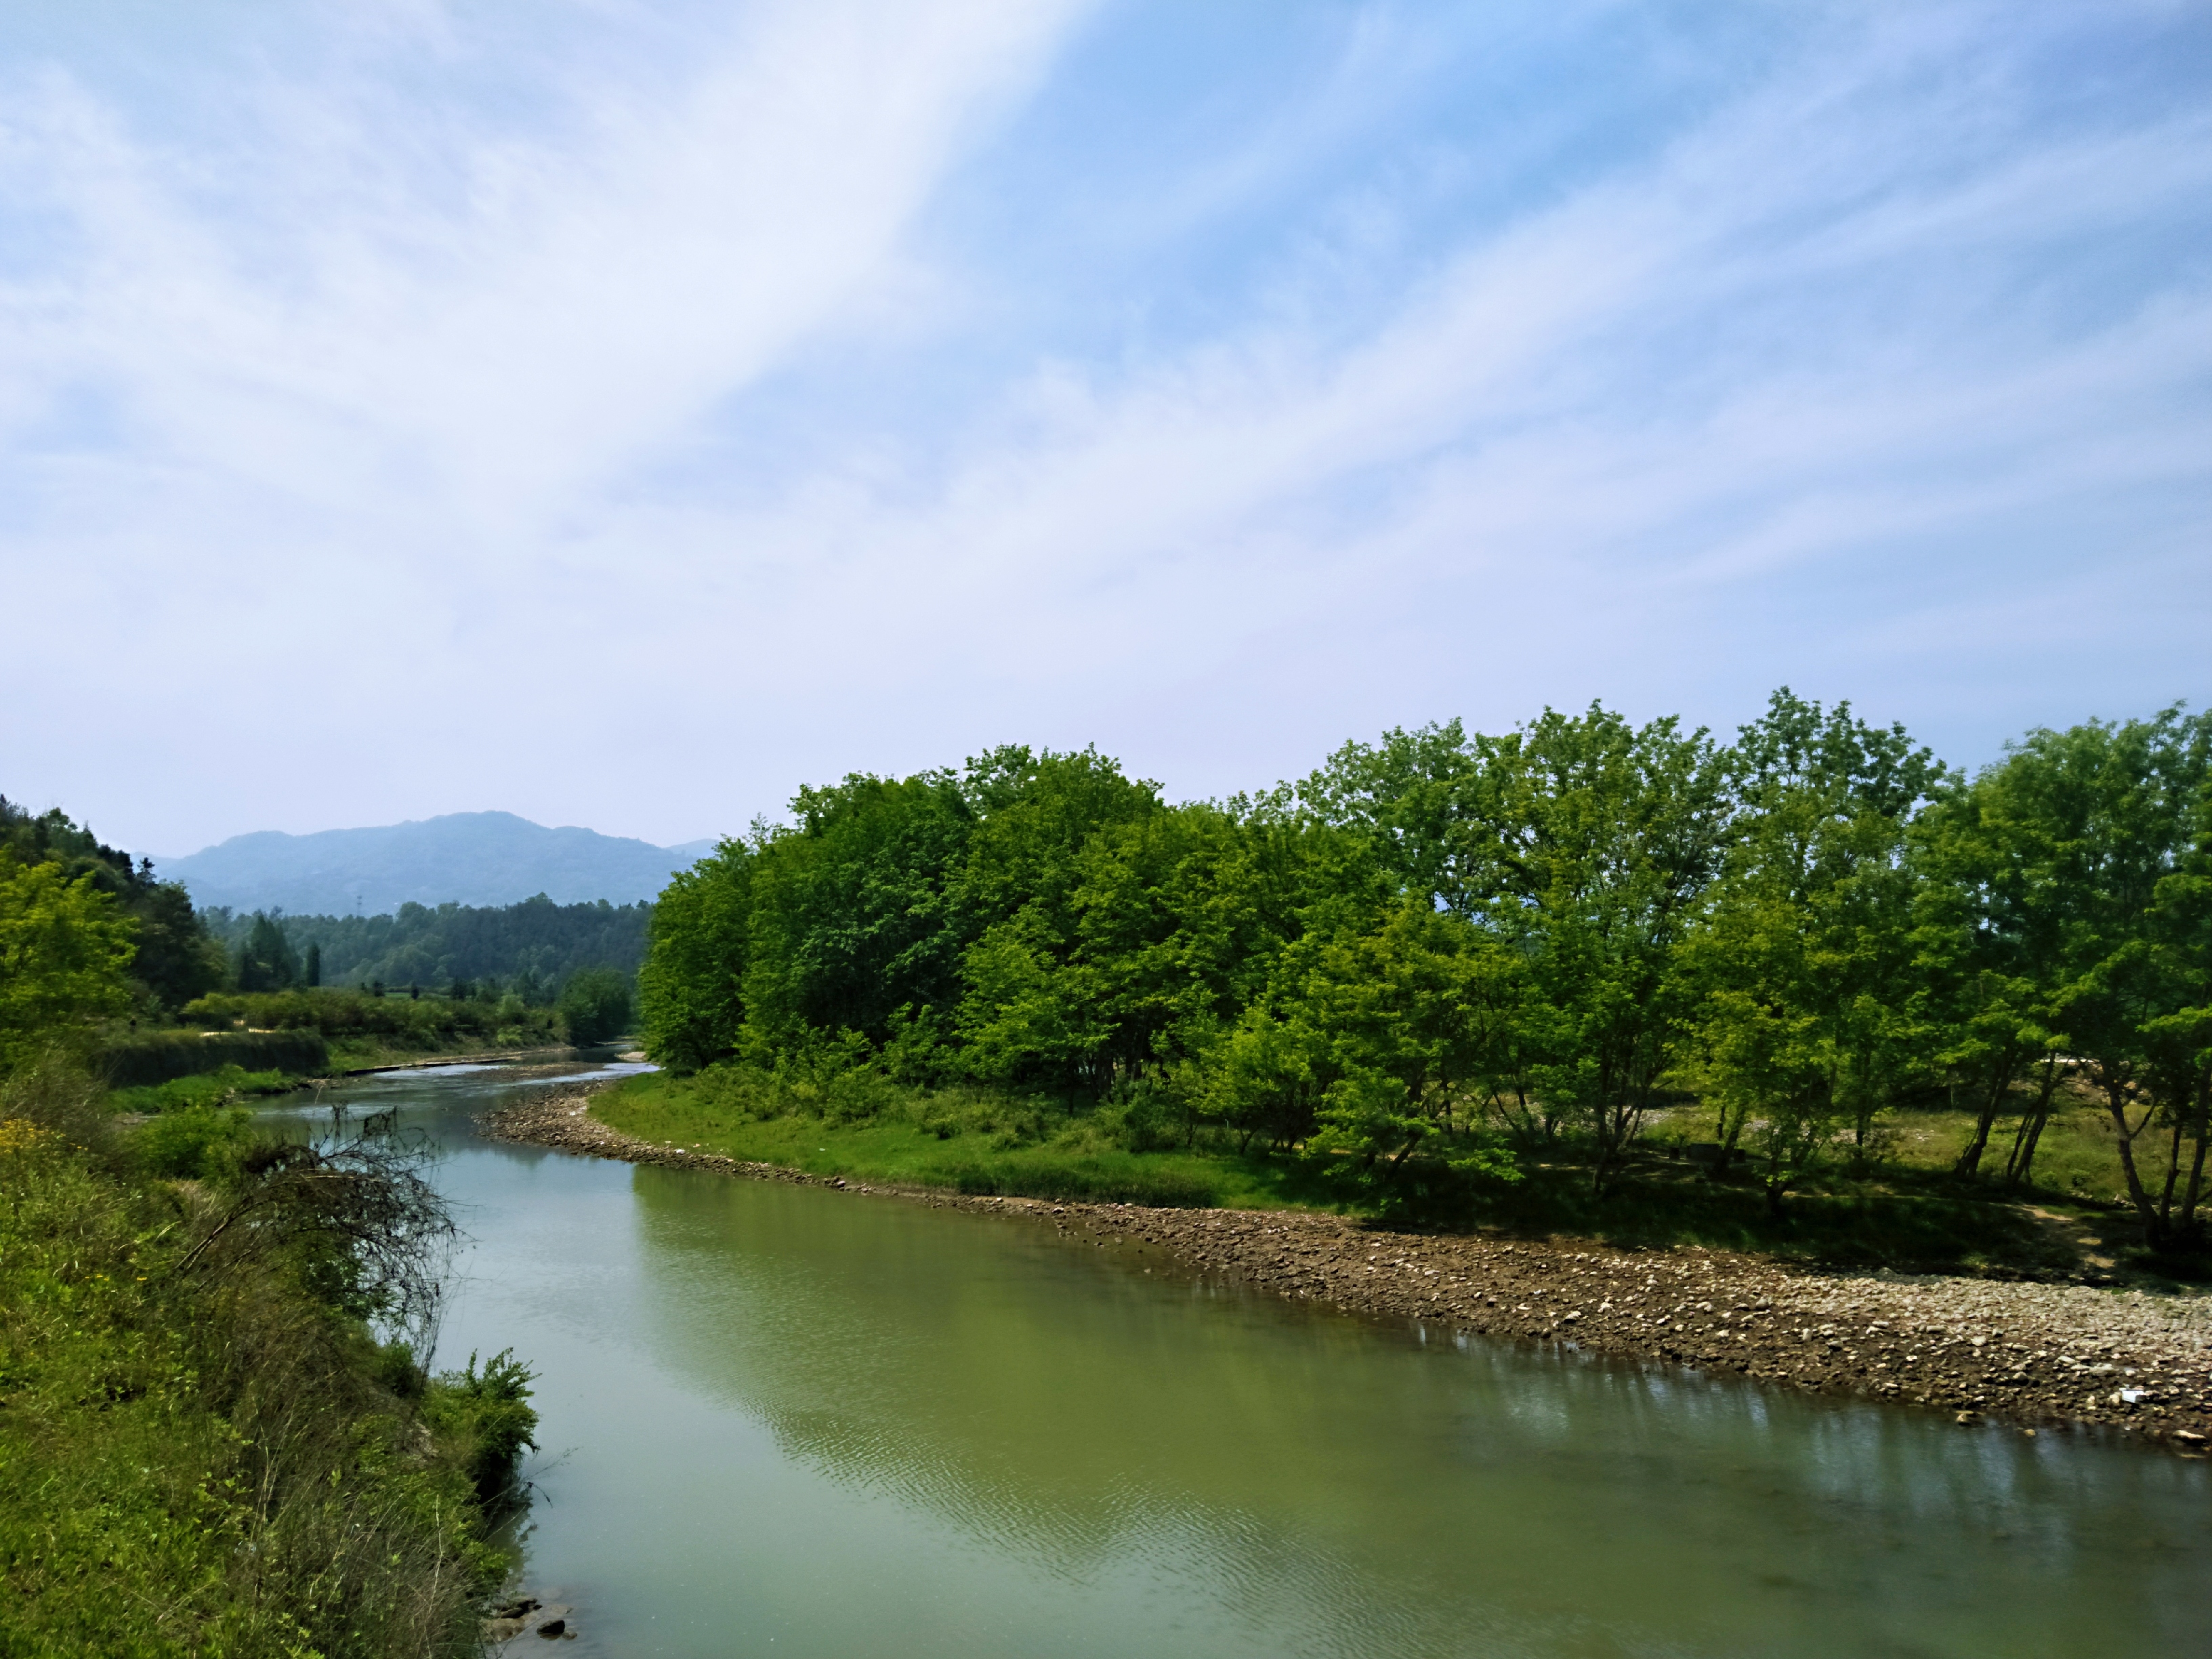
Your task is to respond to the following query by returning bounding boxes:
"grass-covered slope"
[597,1067,1320,1211]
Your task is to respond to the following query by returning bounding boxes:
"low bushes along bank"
[100,1026,331,1087]
[181,988,565,1061]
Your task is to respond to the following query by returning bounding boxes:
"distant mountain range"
[159,812,717,917]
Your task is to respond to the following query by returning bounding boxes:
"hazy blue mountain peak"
[161,812,712,916]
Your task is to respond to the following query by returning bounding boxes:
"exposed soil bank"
[484,1087,2212,1455]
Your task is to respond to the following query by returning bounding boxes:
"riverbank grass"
[593,1067,2144,1278]
[596,1071,1331,1211]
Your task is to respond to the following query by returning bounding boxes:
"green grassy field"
[597,1070,1332,1211]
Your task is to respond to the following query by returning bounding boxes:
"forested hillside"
[635,693,2212,1252]
[1,795,226,1017]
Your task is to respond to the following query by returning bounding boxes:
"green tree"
[741,773,976,1055]
[1266,902,1522,1209]
[638,839,756,1071]
[1913,770,2072,1182]
[2139,745,2212,1236]
[1920,708,2208,1241]
[960,804,1262,1095]
[1309,705,1732,1193]
[557,968,634,1045]
[0,797,220,1010]
[0,862,138,1071]
[1687,692,1941,1211]
[2029,711,2209,1246]
[234,912,301,992]
[304,941,322,987]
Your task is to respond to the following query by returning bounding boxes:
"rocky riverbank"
[482,1087,2212,1454]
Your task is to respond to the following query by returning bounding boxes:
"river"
[278,1063,2209,1658]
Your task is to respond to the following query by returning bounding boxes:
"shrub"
[132,1103,251,1178]
[102,1027,329,1087]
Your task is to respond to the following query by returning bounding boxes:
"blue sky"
[2,0,2205,857]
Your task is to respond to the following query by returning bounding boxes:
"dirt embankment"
[482,1087,2212,1455]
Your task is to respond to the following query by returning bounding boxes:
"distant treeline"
[202,895,651,999]
[640,693,2212,1244]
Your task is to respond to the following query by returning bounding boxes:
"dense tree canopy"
[203,896,650,1001]
[0,796,223,1013]
[622,696,2212,1233]
[0,860,140,1070]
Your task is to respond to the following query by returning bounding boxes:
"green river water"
[291,1064,2208,1658]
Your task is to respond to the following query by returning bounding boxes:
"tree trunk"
[2179,1065,2211,1235]
[2102,1080,2165,1251]
[2156,1110,2187,1230]
[1591,1103,1628,1196]
[2013,1108,2052,1190]
[2002,1056,2062,1189]
[1954,1051,2022,1179]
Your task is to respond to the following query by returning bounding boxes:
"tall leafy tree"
[0,797,220,1011]
[1921,708,2208,1238]
[1259,901,1522,1205]
[234,912,301,992]
[2031,710,2209,1245]
[1913,770,2072,1182]
[741,772,976,1053]
[1308,706,1731,1192]
[2140,756,2212,1235]
[0,862,138,1071]
[958,801,1360,1099]
[638,839,756,1071]
[1688,692,1942,1212]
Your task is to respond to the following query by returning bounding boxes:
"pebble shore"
[483,1087,2212,1455]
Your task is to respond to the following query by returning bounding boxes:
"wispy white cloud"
[0,0,2203,852]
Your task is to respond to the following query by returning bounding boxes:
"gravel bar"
[483,1087,2212,1456]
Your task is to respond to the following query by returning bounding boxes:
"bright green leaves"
[1923,707,2212,1240]
[639,838,756,1070]
[1688,692,1938,1211]
[1310,703,1731,1190]
[0,860,139,1072]
[1249,903,1526,1206]
[745,772,977,1052]
[633,694,2211,1234]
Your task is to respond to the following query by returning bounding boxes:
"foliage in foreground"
[0,1064,533,1658]
[638,695,2212,1248]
